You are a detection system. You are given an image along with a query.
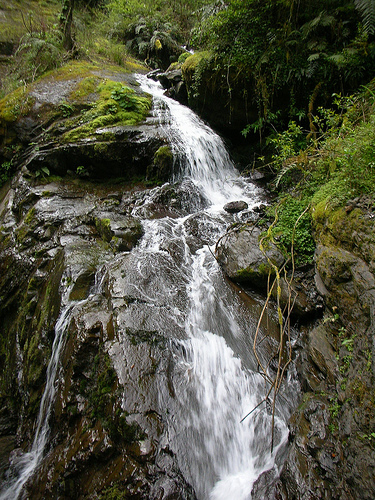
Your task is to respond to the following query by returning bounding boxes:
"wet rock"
[95,215,144,251]
[157,69,183,89]
[69,268,96,301]
[215,224,285,288]
[223,200,248,213]
[274,272,324,320]
[0,171,199,498]
[23,131,165,181]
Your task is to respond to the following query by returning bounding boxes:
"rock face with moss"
[0,59,196,498]
[216,199,375,498]
[0,170,197,499]
[0,61,175,184]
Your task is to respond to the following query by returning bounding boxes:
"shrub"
[266,196,315,266]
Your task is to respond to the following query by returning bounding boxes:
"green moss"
[15,207,39,244]
[94,143,109,154]
[265,195,315,266]
[0,86,35,124]
[69,76,99,102]
[181,51,212,83]
[154,145,173,165]
[100,484,128,500]
[24,207,36,225]
[62,80,151,143]
[95,217,113,243]
[236,263,273,282]
[42,60,101,82]
[236,266,256,281]
[149,145,174,181]
[126,328,165,347]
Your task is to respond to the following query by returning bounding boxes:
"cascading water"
[0,74,298,500]
[124,75,299,499]
[0,274,106,500]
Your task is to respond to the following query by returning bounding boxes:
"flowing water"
[1,75,298,499]
[123,76,298,499]
[0,277,106,500]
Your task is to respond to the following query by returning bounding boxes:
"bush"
[266,196,315,266]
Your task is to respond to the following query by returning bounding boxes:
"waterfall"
[127,76,298,499]
[139,76,259,210]
[0,273,106,500]
[0,307,72,500]
[1,75,297,500]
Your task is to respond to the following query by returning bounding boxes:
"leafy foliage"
[0,159,13,187]
[187,0,374,137]
[354,0,375,34]
[266,196,315,265]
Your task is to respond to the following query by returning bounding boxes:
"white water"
[0,307,73,500]
[135,76,296,499]
[0,274,106,500]
[140,76,260,211]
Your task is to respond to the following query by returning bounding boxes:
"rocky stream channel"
[0,66,374,500]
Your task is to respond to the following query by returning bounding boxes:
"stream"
[113,75,299,499]
[0,74,298,500]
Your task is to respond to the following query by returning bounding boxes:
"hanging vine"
[241,205,310,451]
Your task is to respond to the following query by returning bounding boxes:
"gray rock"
[215,224,284,287]
[223,200,249,213]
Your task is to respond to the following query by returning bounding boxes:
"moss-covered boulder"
[0,60,173,184]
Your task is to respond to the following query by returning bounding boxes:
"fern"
[355,0,375,34]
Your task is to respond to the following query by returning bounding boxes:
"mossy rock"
[147,144,174,182]
[1,61,155,181]
[95,218,113,243]
[69,268,96,301]
[215,225,285,289]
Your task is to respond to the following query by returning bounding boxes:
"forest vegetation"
[1,0,375,264]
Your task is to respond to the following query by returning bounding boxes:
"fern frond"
[355,0,375,34]
[275,162,298,188]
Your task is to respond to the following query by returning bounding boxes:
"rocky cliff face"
[215,201,375,499]
[0,61,197,499]
[0,171,198,499]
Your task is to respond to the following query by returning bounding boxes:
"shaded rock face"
[277,211,375,498]
[148,68,188,105]
[0,175,196,499]
[215,206,375,499]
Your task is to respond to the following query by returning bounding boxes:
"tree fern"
[354,0,375,34]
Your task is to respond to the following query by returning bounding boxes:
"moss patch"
[95,217,112,243]
[181,51,212,84]
[0,86,35,124]
[62,80,151,143]
[236,263,273,282]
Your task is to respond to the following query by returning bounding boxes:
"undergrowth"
[263,83,375,266]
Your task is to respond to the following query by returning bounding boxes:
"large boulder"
[0,61,174,184]
[215,224,285,288]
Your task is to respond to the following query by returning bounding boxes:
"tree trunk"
[60,0,75,52]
